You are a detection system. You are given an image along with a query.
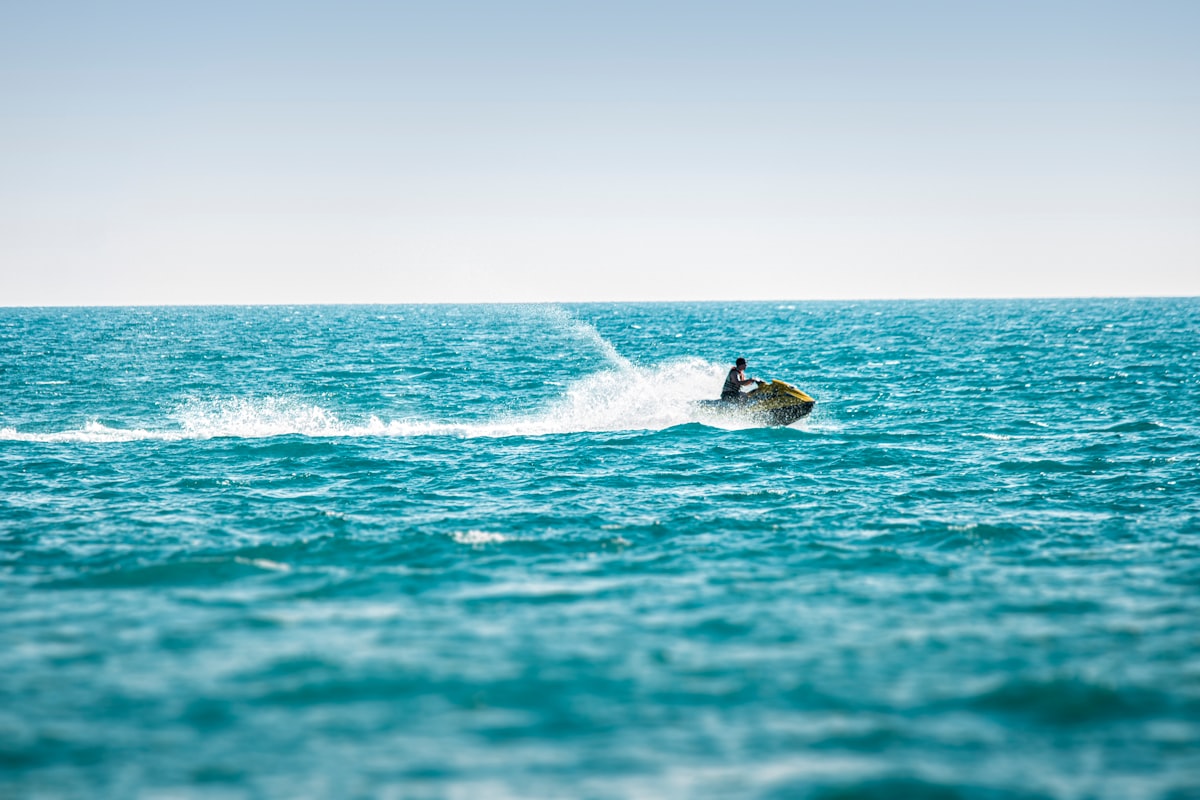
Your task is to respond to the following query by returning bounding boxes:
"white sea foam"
[450,530,510,545]
[234,556,293,572]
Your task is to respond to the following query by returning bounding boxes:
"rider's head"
[736,358,746,369]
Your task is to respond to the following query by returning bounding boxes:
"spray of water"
[539,305,632,371]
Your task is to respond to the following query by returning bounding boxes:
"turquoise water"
[2,300,1198,799]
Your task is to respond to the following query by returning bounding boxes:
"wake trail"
[2,307,797,443]
[0,359,768,442]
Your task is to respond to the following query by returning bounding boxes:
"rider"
[721,357,761,402]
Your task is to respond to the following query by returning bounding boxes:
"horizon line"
[2,293,1198,310]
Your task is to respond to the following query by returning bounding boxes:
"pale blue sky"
[2,0,1197,304]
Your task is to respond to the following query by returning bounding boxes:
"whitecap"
[451,530,509,545]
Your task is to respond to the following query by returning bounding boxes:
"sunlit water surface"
[2,300,1198,799]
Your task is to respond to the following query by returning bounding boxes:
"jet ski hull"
[697,380,816,427]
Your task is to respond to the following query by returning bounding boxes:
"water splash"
[175,396,349,439]
[540,305,632,370]
[386,357,737,437]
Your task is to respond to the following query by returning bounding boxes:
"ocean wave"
[1103,420,1164,433]
[966,676,1169,726]
[450,530,511,546]
[0,420,166,443]
[995,458,1092,474]
[791,776,1048,800]
[41,556,287,590]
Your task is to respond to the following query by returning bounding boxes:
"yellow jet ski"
[697,379,816,426]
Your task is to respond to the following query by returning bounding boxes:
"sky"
[1,0,1197,305]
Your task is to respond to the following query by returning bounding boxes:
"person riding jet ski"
[721,357,762,403]
[697,357,816,426]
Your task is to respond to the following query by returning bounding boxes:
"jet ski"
[696,379,816,426]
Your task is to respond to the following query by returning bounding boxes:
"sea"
[1,299,1198,800]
